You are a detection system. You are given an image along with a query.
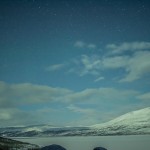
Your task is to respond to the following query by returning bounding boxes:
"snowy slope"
[0,107,150,136]
[91,107,150,135]
[22,124,61,132]
[0,125,90,137]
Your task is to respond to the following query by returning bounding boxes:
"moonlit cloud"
[67,104,96,115]
[2,81,139,110]
[102,56,129,69]
[87,44,96,49]
[65,87,139,104]
[0,81,147,126]
[120,51,150,82]
[70,41,150,82]
[137,92,150,101]
[70,55,101,76]
[0,81,73,108]
[94,76,105,82]
[80,55,101,75]
[0,108,43,126]
[46,63,66,71]
[0,41,150,126]
[43,42,149,94]
[74,41,85,48]
[67,104,100,125]
[74,41,97,49]
[0,110,11,120]
[106,41,150,54]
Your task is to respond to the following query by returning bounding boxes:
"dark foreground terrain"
[0,137,107,150]
[0,137,40,150]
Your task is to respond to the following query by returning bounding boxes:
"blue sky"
[0,0,150,126]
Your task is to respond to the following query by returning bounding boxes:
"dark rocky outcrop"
[41,144,67,150]
[93,147,107,150]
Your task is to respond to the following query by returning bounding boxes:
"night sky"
[0,0,150,126]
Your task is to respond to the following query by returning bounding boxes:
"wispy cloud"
[74,41,85,48]
[137,92,150,101]
[0,108,41,126]
[102,55,129,69]
[87,44,97,49]
[67,104,100,125]
[0,81,148,126]
[65,87,139,104]
[106,41,150,54]
[94,76,105,82]
[0,81,72,108]
[67,104,96,115]
[0,109,11,120]
[44,41,150,83]
[0,81,141,106]
[46,63,66,71]
[74,41,96,49]
[70,41,150,82]
[120,51,150,82]
[70,55,101,76]
[1,40,150,126]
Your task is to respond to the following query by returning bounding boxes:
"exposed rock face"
[41,144,67,150]
[93,147,107,150]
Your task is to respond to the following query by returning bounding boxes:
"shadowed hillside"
[0,137,40,150]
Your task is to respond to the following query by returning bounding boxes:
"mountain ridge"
[92,107,150,127]
[0,107,150,137]
[90,107,150,135]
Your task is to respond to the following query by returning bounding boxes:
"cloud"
[102,55,129,69]
[103,51,150,82]
[67,104,96,115]
[74,41,85,48]
[70,55,101,76]
[101,50,150,82]
[69,55,113,76]
[44,41,150,83]
[67,105,100,125]
[120,51,150,82]
[69,54,128,77]
[46,63,65,71]
[94,76,105,82]
[65,87,139,104]
[0,81,139,108]
[137,92,150,101]
[74,41,96,49]
[0,109,11,120]
[70,42,150,82]
[107,41,150,54]
[87,44,97,49]
[0,81,148,126]
[0,108,41,126]
[0,81,72,108]
[80,55,101,76]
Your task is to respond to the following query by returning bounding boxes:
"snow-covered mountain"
[0,125,90,137]
[90,107,150,135]
[0,107,150,137]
